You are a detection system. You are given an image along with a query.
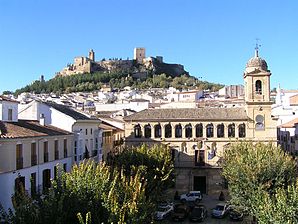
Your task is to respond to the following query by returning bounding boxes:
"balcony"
[44,152,49,163]
[31,155,37,166]
[55,150,59,160]
[16,157,23,170]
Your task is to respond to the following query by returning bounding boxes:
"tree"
[110,144,175,203]
[256,180,298,223]
[222,142,297,222]
[1,144,174,223]
[2,90,13,95]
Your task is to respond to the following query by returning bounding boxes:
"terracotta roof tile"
[0,120,72,139]
[0,95,19,103]
[123,108,248,122]
[279,118,298,128]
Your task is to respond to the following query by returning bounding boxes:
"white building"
[0,96,73,211]
[218,85,244,98]
[167,90,203,102]
[277,118,298,154]
[95,100,149,113]
[18,100,103,163]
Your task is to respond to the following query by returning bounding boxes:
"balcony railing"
[16,157,23,170]
[55,150,59,160]
[31,155,37,166]
[44,153,49,163]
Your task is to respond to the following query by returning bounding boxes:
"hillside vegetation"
[14,72,223,95]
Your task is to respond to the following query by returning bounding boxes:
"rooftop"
[0,95,18,103]
[44,101,92,120]
[279,118,298,128]
[0,120,72,139]
[123,108,248,122]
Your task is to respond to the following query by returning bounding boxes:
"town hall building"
[123,48,277,195]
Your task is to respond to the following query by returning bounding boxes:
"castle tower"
[134,47,146,63]
[244,45,276,141]
[89,49,95,62]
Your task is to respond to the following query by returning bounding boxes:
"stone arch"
[134,124,142,138]
[144,124,151,138]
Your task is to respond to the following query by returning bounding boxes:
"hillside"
[14,72,224,95]
[13,48,223,95]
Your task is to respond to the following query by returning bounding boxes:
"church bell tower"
[244,45,276,141]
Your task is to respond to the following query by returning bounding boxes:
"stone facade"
[123,49,277,195]
[134,47,146,63]
[56,48,188,77]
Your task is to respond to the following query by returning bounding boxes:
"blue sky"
[1,0,298,93]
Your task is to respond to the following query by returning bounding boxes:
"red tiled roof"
[0,95,19,103]
[0,120,72,139]
[279,118,298,128]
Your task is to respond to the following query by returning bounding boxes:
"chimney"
[40,114,45,126]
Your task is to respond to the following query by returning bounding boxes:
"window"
[206,124,214,138]
[154,124,161,138]
[91,128,93,135]
[164,123,172,138]
[31,173,36,196]
[195,124,203,138]
[175,124,182,138]
[74,140,77,155]
[171,148,175,161]
[85,129,88,135]
[54,165,58,180]
[134,124,142,138]
[195,150,205,166]
[64,139,67,158]
[255,80,262,94]
[31,142,37,166]
[239,123,246,138]
[217,123,225,138]
[185,124,192,138]
[255,115,265,130]
[54,140,59,160]
[84,139,89,159]
[181,142,187,152]
[8,109,13,121]
[90,139,93,150]
[95,138,98,150]
[15,176,25,194]
[16,144,23,170]
[42,169,51,192]
[63,163,67,172]
[144,124,151,138]
[44,141,48,162]
[228,124,235,138]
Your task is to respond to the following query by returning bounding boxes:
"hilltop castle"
[56,48,188,78]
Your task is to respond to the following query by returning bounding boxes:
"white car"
[154,203,174,220]
[212,203,230,218]
[180,191,202,202]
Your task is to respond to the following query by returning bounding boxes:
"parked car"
[180,191,202,202]
[171,203,190,221]
[211,203,230,218]
[154,202,174,220]
[229,207,244,221]
[189,204,207,222]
